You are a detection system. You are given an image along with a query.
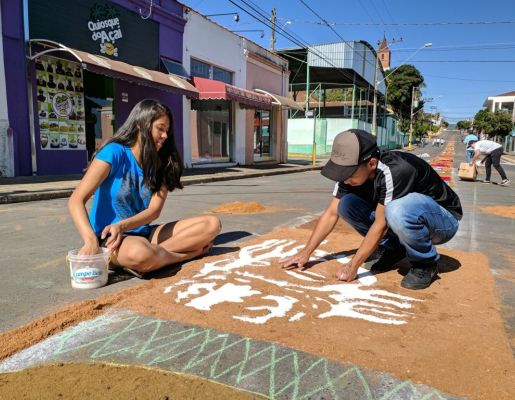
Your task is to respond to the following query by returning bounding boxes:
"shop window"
[193,100,232,163]
[191,58,233,84]
[191,59,210,79]
[213,67,232,84]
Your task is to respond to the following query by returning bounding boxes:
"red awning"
[192,77,272,109]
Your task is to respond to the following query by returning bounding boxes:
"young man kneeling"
[280,129,462,290]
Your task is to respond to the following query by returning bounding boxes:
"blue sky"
[181,0,515,123]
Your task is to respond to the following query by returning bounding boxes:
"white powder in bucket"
[67,248,110,289]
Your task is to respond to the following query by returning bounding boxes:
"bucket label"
[73,268,103,282]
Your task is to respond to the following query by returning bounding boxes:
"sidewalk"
[0,161,324,204]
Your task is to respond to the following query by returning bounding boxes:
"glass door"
[254,110,273,161]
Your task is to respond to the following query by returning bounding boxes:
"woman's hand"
[78,238,100,256]
[279,249,311,270]
[336,261,357,282]
[101,223,124,251]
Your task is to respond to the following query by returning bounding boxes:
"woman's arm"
[102,185,168,250]
[68,159,111,255]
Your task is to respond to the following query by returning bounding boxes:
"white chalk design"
[164,239,420,325]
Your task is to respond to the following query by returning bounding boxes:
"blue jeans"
[465,148,474,162]
[338,193,459,264]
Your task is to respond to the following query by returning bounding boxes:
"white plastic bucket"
[67,248,110,289]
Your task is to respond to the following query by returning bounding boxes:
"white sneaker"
[500,179,511,186]
[480,179,491,184]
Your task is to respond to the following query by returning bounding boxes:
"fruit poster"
[35,55,86,150]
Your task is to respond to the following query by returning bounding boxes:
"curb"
[0,165,322,205]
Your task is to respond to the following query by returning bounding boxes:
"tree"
[456,120,471,132]
[473,109,494,136]
[324,88,353,102]
[385,64,425,119]
[491,110,514,138]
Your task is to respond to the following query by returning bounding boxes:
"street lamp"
[408,86,420,149]
[371,42,432,136]
[232,29,265,38]
[205,12,240,22]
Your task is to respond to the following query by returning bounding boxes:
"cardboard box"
[458,162,477,181]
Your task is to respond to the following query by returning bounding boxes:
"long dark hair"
[103,99,183,192]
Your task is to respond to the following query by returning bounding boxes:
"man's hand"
[336,261,357,282]
[279,249,311,270]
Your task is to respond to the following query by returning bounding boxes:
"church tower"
[377,35,391,71]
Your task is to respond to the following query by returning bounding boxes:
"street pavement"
[1,129,513,338]
[0,130,513,398]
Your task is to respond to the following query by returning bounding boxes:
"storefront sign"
[36,56,86,151]
[87,3,123,57]
[29,0,159,70]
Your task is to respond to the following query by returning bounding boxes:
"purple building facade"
[1,0,186,176]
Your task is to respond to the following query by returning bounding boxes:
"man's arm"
[336,203,388,281]
[470,149,481,165]
[279,197,340,269]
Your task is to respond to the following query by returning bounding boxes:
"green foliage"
[324,88,353,102]
[492,110,514,137]
[473,109,514,137]
[398,118,410,133]
[456,120,471,131]
[385,65,425,119]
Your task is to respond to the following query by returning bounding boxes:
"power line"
[297,0,376,69]
[410,60,515,63]
[227,0,357,83]
[425,74,515,83]
[281,18,515,27]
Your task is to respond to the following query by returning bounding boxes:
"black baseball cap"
[321,129,379,182]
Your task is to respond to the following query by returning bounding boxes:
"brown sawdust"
[209,201,274,214]
[480,205,515,219]
[1,223,513,399]
[118,227,515,400]
[0,282,154,362]
[2,139,513,399]
[0,363,266,400]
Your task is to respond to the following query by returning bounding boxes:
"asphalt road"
[0,170,335,332]
[2,129,513,354]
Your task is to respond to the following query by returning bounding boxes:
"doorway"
[254,110,274,161]
[83,71,115,160]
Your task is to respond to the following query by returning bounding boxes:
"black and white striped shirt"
[332,151,463,220]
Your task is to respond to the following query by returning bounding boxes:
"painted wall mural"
[35,55,86,151]
[164,239,419,325]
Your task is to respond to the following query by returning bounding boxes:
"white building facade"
[181,9,248,167]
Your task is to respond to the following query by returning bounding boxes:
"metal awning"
[28,39,198,98]
[161,57,189,78]
[191,76,272,109]
[253,88,304,110]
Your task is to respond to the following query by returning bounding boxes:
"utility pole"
[270,8,276,50]
[371,37,402,137]
[371,51,379,136]
[408,86,418,149]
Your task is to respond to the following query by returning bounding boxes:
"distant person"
[463,132,478,162]
[280,129,462,290]
[69,99,221,277]
[468,139,510,186]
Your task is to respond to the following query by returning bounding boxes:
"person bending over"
[468,139,510,186]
